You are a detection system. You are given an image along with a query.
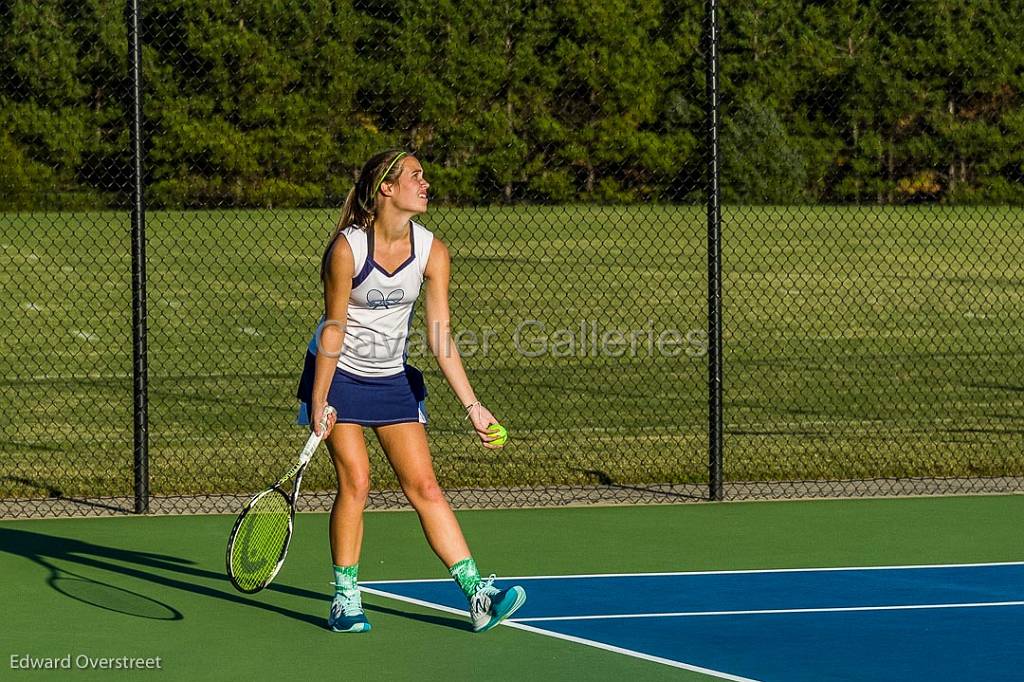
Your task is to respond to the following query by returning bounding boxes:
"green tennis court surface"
[3,495,1021,680]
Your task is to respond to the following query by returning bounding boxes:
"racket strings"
[229,491,292,592]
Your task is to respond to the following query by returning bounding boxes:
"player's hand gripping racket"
[226,405,336,593]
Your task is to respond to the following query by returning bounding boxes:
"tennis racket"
[226,405,335,593]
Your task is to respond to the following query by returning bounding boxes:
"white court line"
[362,560,1024,584]
[516,600,1024,622]
[359,586,760,682]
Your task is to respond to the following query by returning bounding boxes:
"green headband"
[373,152,407,196]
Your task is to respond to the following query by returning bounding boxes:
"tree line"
[2,0,1022,209]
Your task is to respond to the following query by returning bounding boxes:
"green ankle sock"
[449,557,481,598]
[333,564,359,593]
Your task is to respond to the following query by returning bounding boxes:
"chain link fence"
[2,0,1022,518]
[721,1,1024,498]
[2,0,137,515]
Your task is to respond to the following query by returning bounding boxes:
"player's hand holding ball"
[487,423,508,447]
[466,401,507,449]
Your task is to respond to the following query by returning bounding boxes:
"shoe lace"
[470,574,500,612]
[331,583,364,617]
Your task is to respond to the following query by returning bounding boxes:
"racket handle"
[301,405,336,463]
[317,404,336,432]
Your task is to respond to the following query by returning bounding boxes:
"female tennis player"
[296,149,526,633]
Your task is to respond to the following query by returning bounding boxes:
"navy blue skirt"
[296,351,428,426]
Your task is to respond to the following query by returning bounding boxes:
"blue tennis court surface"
[363,562,1024,681]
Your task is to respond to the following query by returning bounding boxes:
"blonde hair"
[321,149,408,281]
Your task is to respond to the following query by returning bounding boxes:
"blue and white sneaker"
[469,575,526,633]
[328,588,371,633]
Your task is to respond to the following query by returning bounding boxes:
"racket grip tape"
[301,405,336,462]
[317,405,337,432]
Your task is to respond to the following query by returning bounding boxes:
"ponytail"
[321,149,408,282]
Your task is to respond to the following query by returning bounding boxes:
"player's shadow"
[2,527,320,628]
[0,527,467,632]
[363,602,469,631]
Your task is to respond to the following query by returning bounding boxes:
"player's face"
[387,157,430,214]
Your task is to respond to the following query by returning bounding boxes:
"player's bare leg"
[324,423,372,633]
[375,422,525,632]
[374,422,469,565]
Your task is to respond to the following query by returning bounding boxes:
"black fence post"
[705,0,724,501]
[128,0,150,514]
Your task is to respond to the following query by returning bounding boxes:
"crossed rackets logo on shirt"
[366,288,405,309]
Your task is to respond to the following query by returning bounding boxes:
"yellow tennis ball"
[488,423,508,447]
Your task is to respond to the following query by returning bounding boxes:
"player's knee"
[342,470,371,500]
[408,477,445,506]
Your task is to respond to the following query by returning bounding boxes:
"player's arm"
[312,236,354,436]
[424,238,502,447]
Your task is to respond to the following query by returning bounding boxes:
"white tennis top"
[307,221,434,377]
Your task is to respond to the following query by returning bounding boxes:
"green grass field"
[2,206,1022,500]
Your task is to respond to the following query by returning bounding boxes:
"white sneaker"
[327,588,371,633]
[468,575,527,633]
